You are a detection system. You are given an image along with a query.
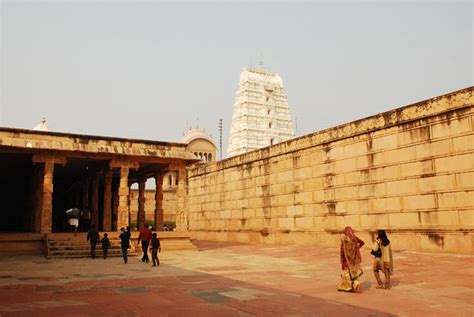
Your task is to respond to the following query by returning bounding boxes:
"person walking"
[65,207,80,236]
[371,229,394,289]
[338,226,365,292]
[137,224,152,263]
[150,233,161,267]
[100,233,111,259]
[119,227,131,264]
[86,224,100,259]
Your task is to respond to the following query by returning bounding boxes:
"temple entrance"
[0,152,35,232]
[51,158,110,232]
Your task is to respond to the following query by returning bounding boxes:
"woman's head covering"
[343,226,359,243]
[378,229,390,246]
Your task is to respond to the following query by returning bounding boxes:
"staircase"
[45,233,138,259]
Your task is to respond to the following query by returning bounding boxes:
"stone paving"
[0,240,472,316]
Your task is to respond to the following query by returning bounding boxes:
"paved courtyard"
[0,240,472,316]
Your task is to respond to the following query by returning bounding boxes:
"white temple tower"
[226,68,295,158]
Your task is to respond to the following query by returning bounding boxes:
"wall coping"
[190,86,473,177]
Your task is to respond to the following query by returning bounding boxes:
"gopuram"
[0,127,198,254]
[227,68,295,158]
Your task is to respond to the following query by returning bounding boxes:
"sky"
[1,1,472,159]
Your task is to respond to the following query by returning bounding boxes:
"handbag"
[371,247,382,257]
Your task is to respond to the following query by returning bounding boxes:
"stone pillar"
[102,170,113,231]
[38,161,54,234]
[154,173,164,231]
[138,178,146,230]
[91,176,99,228]
[32,154,66,234]
[175,165,187,232]
[117,167,130,230]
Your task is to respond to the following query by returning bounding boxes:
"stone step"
[49,249,125,255]
[47,253,128,259]
[49,244,121,250]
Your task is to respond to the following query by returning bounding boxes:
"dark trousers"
[141,240,150,262]
[90,242,97,258]
[152,249,159,266]
[121,246,128,263]
[102,246,109,259]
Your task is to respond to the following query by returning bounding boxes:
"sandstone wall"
[129,189,177,226]
[187,87,474,253]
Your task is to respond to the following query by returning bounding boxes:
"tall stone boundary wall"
[187,87,474,254]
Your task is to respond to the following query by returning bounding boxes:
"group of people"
[85,224,161,266]
[338,227,393,292]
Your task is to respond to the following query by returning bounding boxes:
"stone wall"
[187,87,474,254]
[129,189,177,227]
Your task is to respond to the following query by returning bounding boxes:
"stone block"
[249,218,264,229]
[372,197,401,212]
[372,134,398,151]
[452,134,474,153]
[313,190,325,202]
[458,209,474,226]
[278,217,295,229]
[334,158,357,173]
[335,214,360,228]
[438,191,474,208]
[302,178,323,190]
[287,205,303,216]
[303,203,324,216]
[231,209,243,219]
[456,172,474,189]
[360,213,389,228]
[277,170,293,183]
[402,194,436,210]
[295,216,314,229]
[343,141,367,157]
[220,210,231,219]
[398,126,431,146]
[243,209,255,219]
[371,165,400,181]
[436,153,473,173]
[420,211,456,226]
[388,212,419,228]
[386,179,418,195]
[295,191,312,204]
[384,147,415,164]
[431,117,471,139]
[415,139,452,159]
[334,186,358,200]
[311,164,323,178]
[418,175,454,192]
[295,167,311,179]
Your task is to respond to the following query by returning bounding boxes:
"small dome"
[182,129,216,147]
[33,117,49,131]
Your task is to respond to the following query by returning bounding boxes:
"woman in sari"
[372,229,394,289]
[338,226,365,292]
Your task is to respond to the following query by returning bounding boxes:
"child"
[101,233,111,259]
[150,233,161,267]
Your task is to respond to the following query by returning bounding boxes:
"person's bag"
[371,248,382,257]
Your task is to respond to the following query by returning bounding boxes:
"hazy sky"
[1,1,472,158]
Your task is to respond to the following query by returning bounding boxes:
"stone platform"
[0,240,472,316]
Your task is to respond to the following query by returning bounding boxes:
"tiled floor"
[0,240,472,316]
